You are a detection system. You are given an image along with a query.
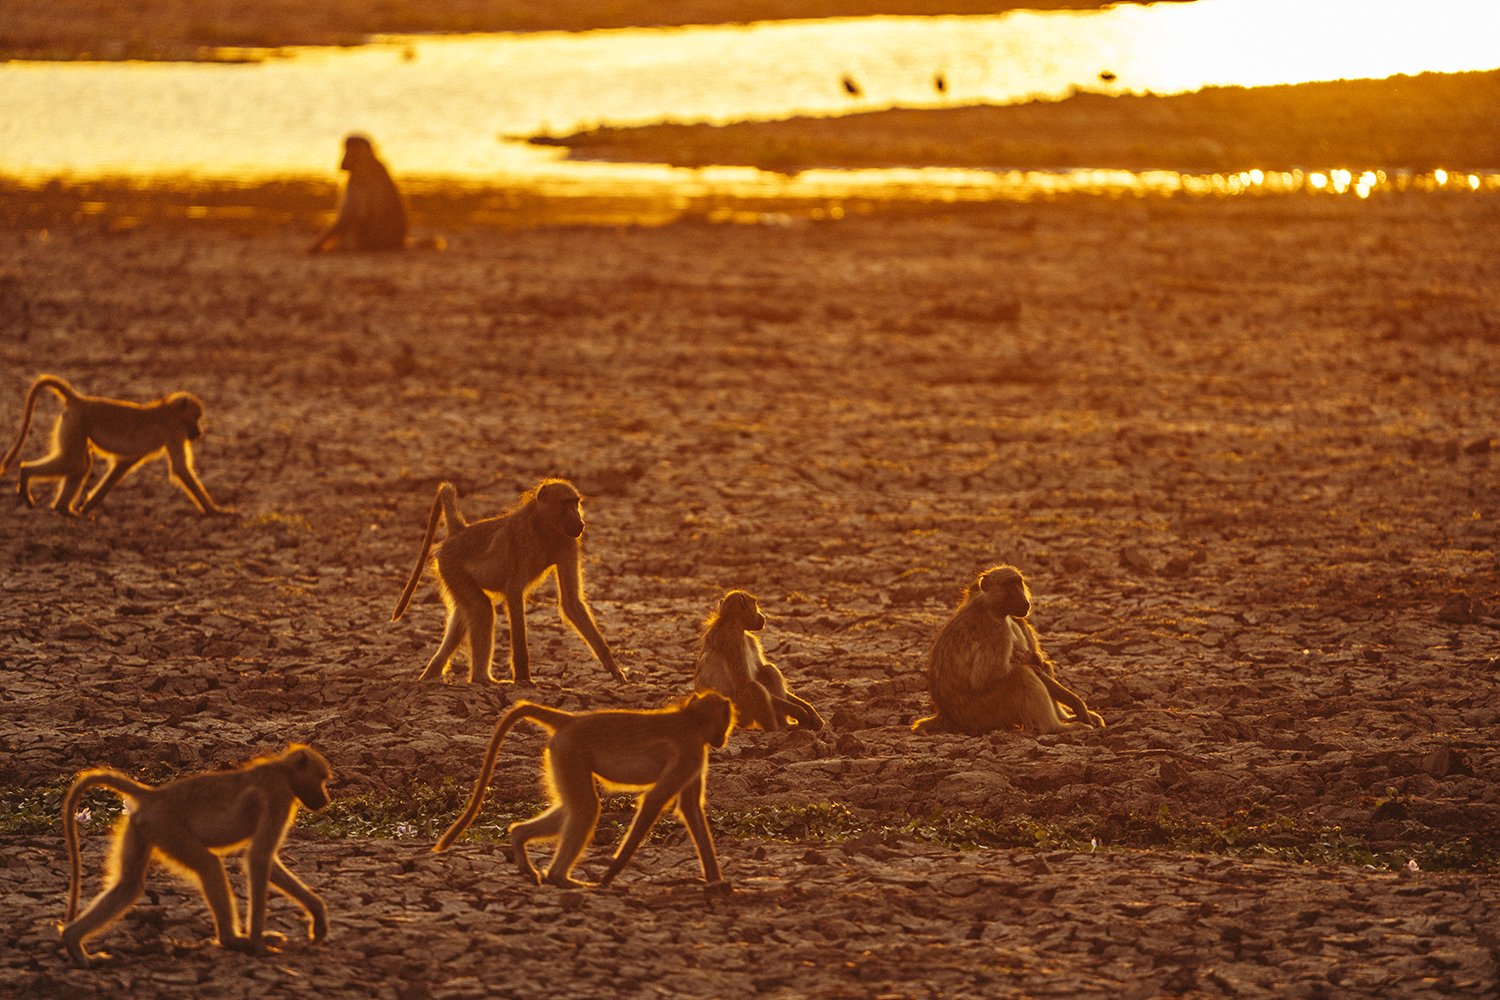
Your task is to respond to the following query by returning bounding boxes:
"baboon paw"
[60,937,94,967]
[544,874,590,890]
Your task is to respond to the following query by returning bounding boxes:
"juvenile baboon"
[306,133,408,253]
[0,374,228,516]
[695,590,823,732]
[392,479,624,685]
[61,745,333,966]
[912,566,1105,736]
[434,692,733,888]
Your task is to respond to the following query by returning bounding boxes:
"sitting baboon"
[307,133,408,252]
[912,565,1104,736]
[694,590,823,731]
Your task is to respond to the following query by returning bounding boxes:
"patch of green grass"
[0,785,72,837]
[712,802,864,841]
[5,784,1494,873]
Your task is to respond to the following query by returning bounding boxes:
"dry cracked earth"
[1,189,1497,998]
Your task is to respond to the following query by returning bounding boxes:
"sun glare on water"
[1120,0,1500,93]
[0,0,1496,206]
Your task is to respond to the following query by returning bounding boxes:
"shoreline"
[0,0,1178,62]
[535,70,1500,175]
[5,167,1494,237]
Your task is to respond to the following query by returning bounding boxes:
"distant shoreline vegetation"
[2,0,1188,62]
[531,70,1500,175]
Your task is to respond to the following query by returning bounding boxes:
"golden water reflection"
[2,0,1497,209]
[444,162,1499,219]
[52,165,1497,233]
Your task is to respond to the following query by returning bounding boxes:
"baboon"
[392,479,624,685]
[694,590,823,732]
[912,565,1105,736]
[306,133,408,253]
[0,374,228,516]
[61,745,332,966]
[434,692,733,888]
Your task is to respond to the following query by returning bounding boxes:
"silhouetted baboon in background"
[307,133,408,252]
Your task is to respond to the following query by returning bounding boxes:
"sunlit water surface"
[2,0,1498,207]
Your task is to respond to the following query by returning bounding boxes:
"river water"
[1,0,1496,204]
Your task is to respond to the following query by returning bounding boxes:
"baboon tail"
[0,375,73,474]
[63,769,147,920]
[391,484,451,621]
[437,481,467,531]
[433,703,568,852]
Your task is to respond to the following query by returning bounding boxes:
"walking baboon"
[61,745,332,966]
[392,479,624,685]
[912,566,1104,736]
[0,374,228,516]
[695,590,823,732]
[306,133,408,252]
[434,693,733,888]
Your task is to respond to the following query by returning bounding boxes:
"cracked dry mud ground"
[1,192,1497,997]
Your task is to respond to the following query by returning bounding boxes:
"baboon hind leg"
[417,609,467,681]
[61,824,151,964]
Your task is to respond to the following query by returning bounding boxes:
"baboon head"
[284,745,333,811]
[717,590,765,632]
[167,393,205,441]
[977,565,1031,618]
[340,134,378,173]
[691,691,735,748]
[535,479,585,538]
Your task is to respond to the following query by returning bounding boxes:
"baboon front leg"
[502,591,530,685]
[270,859,328,942]
[244,832,285,951]
[560,595,624,682]
[556,558,625,681]
[674,776,723,885]
[163,442,228,515]
[599,786,677,887]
